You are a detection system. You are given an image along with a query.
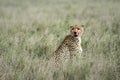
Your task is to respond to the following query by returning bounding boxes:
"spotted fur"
[54,25,84,63]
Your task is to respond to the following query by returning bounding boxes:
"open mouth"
[74,35,78,37]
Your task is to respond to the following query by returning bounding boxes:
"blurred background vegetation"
[0,0,120,80]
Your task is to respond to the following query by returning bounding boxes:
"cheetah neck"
[72,36,81,44]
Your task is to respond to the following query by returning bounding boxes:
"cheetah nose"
[74,32,77,34]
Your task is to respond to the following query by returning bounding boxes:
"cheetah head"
[70,25,84,38]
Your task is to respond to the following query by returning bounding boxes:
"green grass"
[0,0,120,80]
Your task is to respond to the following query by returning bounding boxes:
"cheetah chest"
[67,38,82,55]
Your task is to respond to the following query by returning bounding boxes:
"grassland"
[0,0,120,80]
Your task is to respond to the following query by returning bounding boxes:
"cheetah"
[54,25,84,63]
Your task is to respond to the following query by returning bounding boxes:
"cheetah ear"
[70,26,73,28]
[81,25,84,27]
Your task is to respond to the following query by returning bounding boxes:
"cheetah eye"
[77,28,80,30]
[72,28,74,30]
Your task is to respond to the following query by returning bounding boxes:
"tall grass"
[0,0,120,80]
